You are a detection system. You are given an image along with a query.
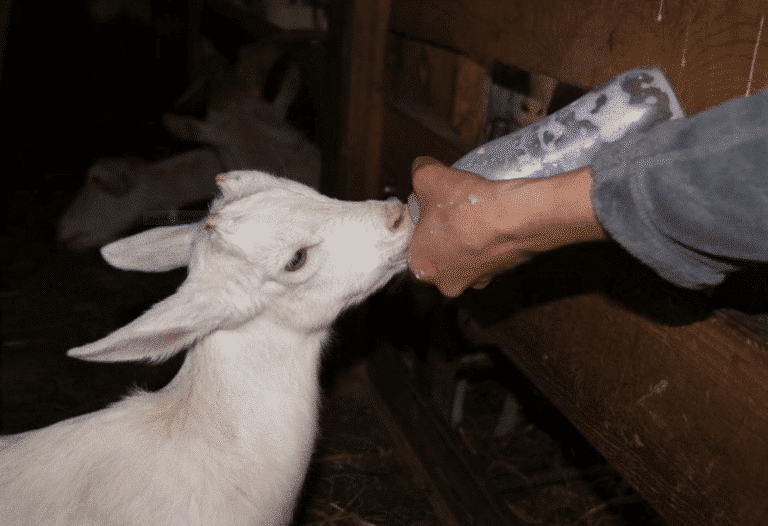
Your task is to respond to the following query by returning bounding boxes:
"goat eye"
[285,247,308,272]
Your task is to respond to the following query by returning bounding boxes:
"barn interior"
[2,1,767,525]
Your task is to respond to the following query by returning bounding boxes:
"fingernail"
[411,156,445,177]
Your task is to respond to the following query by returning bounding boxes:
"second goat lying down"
[57,148,222,250]
[0,171,412,526]
[57,62,320,250]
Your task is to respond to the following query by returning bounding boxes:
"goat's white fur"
[1,170,412,525]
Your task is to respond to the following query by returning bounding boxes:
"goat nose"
[383,197,406,232]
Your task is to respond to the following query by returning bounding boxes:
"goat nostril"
[391,210,403,231]
[385,200,405,232]
[205,213,219,231]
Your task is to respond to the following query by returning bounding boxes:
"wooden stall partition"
[325,0,768,199]
[360,1,768,525]
[469,293,768,525]
[380,33,488,200]
[390,0,768,114]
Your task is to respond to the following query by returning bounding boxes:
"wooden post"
[322,0,391,200]
[0,0,13,89]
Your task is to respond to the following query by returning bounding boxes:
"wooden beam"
[390,0,768,115]
[0,0,13,89]
[464,271,768,525]
[323,0,391,200]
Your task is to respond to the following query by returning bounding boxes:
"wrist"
[490,167,607,254]
[550,166,608,244]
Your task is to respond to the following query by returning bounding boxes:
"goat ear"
[271,63,301,122]
[88,159,137,196]
[101,223,198,272]
[215,170,281,198]
[67,282,219,363]
[162,113,204,143]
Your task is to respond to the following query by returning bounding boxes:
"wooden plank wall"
[390,0,768,114]
[381,32,491,199]
[362,1,768,525]
[327,0,768,199]
[471,290,768,525]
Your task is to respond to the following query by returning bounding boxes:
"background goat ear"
[66,282,217,363]
[161,112,204,143]
[101,223,198,272]
[215,170,282,198]
[271,63,301,122]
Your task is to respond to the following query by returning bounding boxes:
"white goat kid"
[1,170,412,526]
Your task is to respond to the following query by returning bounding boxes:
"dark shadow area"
[462,242,715,328]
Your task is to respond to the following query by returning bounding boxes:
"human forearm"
[590,86,768,289]
[492,166,607,252]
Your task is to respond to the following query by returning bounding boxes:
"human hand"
[407,157,607,297]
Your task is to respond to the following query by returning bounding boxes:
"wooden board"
[380,33,487,200]
[380,103,465,200]
[390,0,768,114]
[385,34,488,151]
[455,241,768,526]
[321,0,391,200]
[471,297,768,525]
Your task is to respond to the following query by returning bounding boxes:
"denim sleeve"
[589,86,768,290]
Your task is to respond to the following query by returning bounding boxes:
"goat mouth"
[391,210,404,231]
[387,249,410,271]
[384,198,410,233]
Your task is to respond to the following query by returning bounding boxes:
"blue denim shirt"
[590,86,768,289]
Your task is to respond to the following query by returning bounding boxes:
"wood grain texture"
[452,55,488,149]
[390,0,768,114]
[472,294,768,525]
[381,33,487,200]
[322,0,391,200]
[380,103,465,200]
[375,1,768,525]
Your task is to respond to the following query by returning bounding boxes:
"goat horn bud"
[215,173,231,193]
[205,213,219,231]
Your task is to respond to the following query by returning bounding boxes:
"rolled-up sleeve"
[589,86,768,289]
